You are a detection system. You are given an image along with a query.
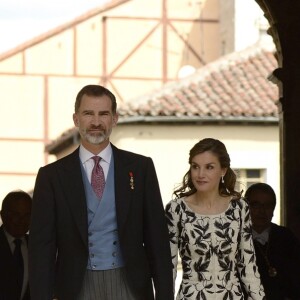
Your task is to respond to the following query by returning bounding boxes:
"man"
[29,84,173,300]
[0,190,32,300]
[245,183,300,300]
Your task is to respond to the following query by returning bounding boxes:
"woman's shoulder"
[230,196,249,209]
[165,197,185,211]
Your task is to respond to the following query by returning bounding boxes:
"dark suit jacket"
[253,223,300,300]
[0,226,30,300]
[29,145,173,300]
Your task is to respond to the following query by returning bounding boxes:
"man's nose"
[92,115,102,125]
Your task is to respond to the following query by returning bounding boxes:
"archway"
[255,0,300,239]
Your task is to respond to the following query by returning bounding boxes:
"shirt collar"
[253,227,271,245]
[79,143,112,164]
[3,228,26,244]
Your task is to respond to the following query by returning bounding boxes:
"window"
[234,169,265,193]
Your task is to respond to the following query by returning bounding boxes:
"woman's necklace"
[255,241,277,277]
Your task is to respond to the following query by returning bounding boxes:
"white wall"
[219,0,273,53]
[111,123,281,223]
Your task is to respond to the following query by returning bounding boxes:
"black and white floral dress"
[165,197,265,300]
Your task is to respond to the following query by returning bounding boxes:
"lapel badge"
[129,172,134,190]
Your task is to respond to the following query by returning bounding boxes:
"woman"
[165,138,265,299]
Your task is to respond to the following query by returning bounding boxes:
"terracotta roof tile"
[119,42,279,121]
[47,42,279,153]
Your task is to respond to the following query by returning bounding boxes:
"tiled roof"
[46,42,279,154]
[118,41,279,122]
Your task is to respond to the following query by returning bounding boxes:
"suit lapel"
[56,146,136,244]
[57,148,88,246]
[0,226,13,259]
[112,146,134,235]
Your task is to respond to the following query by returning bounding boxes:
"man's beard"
[80,126,112,145]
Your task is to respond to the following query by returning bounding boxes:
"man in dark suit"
[29,85,173,300]
[245,183,300,300]
[0,190,32,300]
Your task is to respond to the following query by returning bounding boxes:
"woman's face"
[190,151,226,194]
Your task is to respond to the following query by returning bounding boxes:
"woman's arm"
[165,199,180,292]
[237,198,265,300]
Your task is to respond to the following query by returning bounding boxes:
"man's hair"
[245,183,276,207]
[74,85,117,114]
[1,190,32,212]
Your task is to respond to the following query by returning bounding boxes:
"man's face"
[73,94,118,151]
[248,191,275,233]
[1,199,32,238]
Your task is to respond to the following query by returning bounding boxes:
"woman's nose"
[197,168,205,177]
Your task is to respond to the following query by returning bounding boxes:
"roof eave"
[46,116,278,155]
[117,115,279,124]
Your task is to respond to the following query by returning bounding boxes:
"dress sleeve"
[237,198,266,300]
[165,199,180,291]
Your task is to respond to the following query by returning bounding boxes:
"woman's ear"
[222,168,228,177]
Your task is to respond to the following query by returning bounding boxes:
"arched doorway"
[255,0,300,239]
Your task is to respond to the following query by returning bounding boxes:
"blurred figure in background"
[245,183,300,300]
[0,190,32,300]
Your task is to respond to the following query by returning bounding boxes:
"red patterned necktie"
[91,156,105,199]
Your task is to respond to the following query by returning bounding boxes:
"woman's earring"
[222,175,230,193]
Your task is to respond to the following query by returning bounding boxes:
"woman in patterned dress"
[165,138,265,300]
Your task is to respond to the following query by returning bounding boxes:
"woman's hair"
[173,138,241,199]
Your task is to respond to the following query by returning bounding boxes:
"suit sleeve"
[142,157,174,300]
[29,166,56,300]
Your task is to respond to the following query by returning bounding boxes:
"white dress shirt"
[79,143,112,182]
[252,227,271,245]
[4,229,28,300]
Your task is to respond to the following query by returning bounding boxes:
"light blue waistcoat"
[81,156,125,270]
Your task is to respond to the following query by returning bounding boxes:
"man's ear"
[113,113,119,127]
[73,113,79,127]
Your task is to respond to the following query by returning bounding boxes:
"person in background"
[245,183,300,300]
[165,138,265,300]
[29,84,173,300]
[0,190,32,300]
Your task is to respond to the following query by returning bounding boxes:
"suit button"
[113,241,117,245]
[112,252,117,257]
